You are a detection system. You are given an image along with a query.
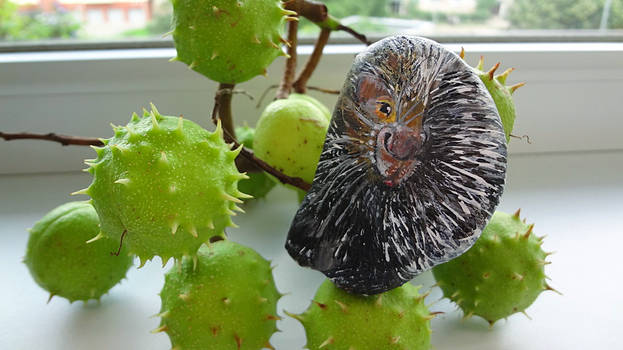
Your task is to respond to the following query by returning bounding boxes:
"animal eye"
[376,101,392,118]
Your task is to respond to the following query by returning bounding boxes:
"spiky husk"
[171,0,296,84]
[254,97,329,184]
[432,210,555,326]
[24,201,133,303]
[235,125,277,200]
[289,280,432,350]
[461,51,524,143]
[78,105,249,265]
[156,239,281,349]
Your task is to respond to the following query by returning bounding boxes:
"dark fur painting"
[286,35,507,295]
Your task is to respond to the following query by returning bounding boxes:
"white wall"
[1,42,622,174]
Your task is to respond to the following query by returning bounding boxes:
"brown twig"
[111,230,127,256]
[257,84,339,108]
[276,19,299,100]
[293,27,331,93]
[283,0,371,46]
[283,0,327,23]
[211,84,312,191]
[214,83,236,143]
[0,131,103,146]
[336,23,372,45]
[510,133,532,144]
[212,84,257,173]
[256,85,279,108]
[226,131,311,191]
[307,85,340,95]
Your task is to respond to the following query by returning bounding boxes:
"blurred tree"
[0,0,80,40]
[0,0,25,39]
[321,0,392,19]
[472,0,500,20]
[508,0,623,29]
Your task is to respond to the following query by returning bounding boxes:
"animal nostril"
[378,126,421,161]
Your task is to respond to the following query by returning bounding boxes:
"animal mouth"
[375,125,423,186]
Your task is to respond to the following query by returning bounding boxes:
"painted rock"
[286,35,507,295]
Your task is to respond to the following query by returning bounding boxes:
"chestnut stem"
[336,23,371,45]
[214,83,236,143]
[222,128,312,191]
[283,0,327,23]
[283,0,371,45]
[276,19,299,100]
[211,84,311,191]
[0,131,103,146]
[293,28,331,94]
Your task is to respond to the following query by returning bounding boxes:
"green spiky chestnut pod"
[288,93,331,122]
[171,0,296,84]
[235,125,277,200]
[465,53,525,142]
[254,96,329,184]
[77,104,250,266]
[288,280,433,350]
[432,210,557,326]
[155,239,282,349]
[24,201,133,303]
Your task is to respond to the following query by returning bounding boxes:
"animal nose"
[379,126,421,160]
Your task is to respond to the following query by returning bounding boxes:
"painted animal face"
[354,72,427,187]
[286,36,507,295]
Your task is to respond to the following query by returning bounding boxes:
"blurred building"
[13,0,153,37]
[418,0,477,14]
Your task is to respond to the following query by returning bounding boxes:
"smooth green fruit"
[289,93,331,122]
[235,125,277,200]
[236,124,256,147]
[432,210,556,326]
[468,55,524,142]
[254,97,329,184]
[156,239,281,349]
[288,280,432,350]
[171,0,296,84]
[24,201,133,303]
[77,104,249,266]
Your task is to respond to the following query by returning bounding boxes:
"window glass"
[108,8,124,24]
[86,9,104,25]
[128,8,146,24]
[1,0,621,43]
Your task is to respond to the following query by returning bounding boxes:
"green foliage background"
[508,0,623,29]
[0,0,80,40]
[3,0,623,41]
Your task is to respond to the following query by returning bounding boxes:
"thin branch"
[214,83,236,143]
[276,19,299,100]
[212,83,311,191]
[230,89,255,101]
[510,133,532,144]
[336,23,372,45]
[307,85,340,95]
[111,230,127,256]
[224,129,311,191]
[283,0,371,45]
[257,84,339,108]
[1,128,311,191]
[293,27,331,93]
[311,13,371,45]
[0,131,103,146]
[256,85,279,108]
[212,84,256,172]
[283,0,327,23]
